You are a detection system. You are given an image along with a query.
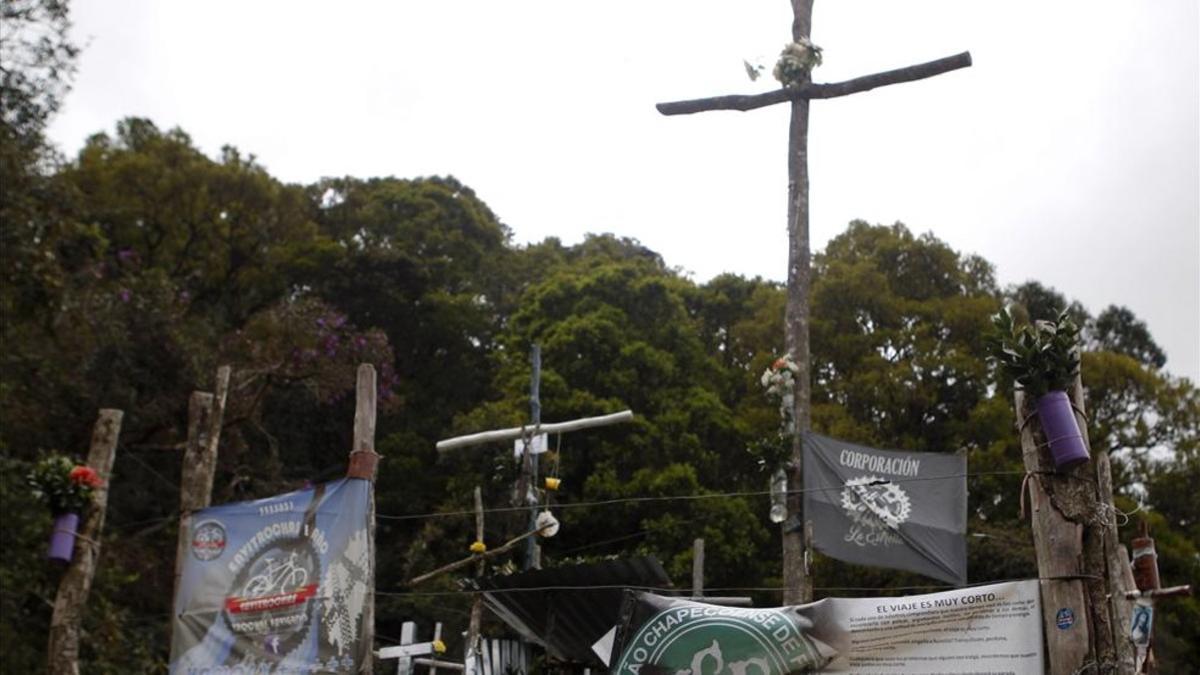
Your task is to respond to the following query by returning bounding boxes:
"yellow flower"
[469,540,486,554]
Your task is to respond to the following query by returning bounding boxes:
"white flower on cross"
[773,38,823,88]
[761,355,800,435]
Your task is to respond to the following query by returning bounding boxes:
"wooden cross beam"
[437,345,634,572]
[657,52,971,115]
[378,621,457,675]
[435,410,634,453]
[655,0,971,605]
[1127,521,1192,673]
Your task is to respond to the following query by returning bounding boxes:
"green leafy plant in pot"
[987,307,1090,469]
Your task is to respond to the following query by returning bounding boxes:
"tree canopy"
[0,5,1196,670]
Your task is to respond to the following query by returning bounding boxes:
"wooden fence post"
[347,364,379,674]
[46,408,124,675]
[169,365,230,655]
[172,392,213,593]
[1016,377,1134,674]
[465,486,485,675]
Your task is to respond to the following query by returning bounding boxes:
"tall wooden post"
[692,538,705,597]
[465,486,486,675]
[655,0,971,604]
[1016,377,1134,674]
[347,364,379,674]
[46,408,124,675]
[525,344,542,570]
[172,393,211,596]
[781,0,816,606]
[1126,521,1196,673]
[170,366,230,656]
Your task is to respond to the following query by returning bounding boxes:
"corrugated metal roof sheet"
[469,557,674,666]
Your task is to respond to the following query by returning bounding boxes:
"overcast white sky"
[50,0,1199,382]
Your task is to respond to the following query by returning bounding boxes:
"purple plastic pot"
[1036,390,1090,469]
[47,512,79,563]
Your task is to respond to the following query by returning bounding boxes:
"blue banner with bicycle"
[170,478,371,674]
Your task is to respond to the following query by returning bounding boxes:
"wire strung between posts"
[373,574,1101,598]
[123,451,181,492]
[1016,432,1118,519]
[376,470,1028,522]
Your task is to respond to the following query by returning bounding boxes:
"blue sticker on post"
[1056,607,1075,630]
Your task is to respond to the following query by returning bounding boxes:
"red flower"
[69,465,103,488]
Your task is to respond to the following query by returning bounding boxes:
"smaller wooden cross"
[1127,521,1194,673]
[437,345,634,571]
[378,621,460,675]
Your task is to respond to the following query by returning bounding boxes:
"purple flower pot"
[48,512,79,563]
[1036,390,1090,469]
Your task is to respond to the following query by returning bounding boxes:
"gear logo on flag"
[840,475,911,531]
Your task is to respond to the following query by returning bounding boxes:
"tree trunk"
[783,0,815,606]
[47,409,124,675]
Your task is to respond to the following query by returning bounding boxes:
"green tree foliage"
[806,222,1036,592]
[1090,305,1168,369]
[1,20,1196,662]
[0,112,399,671]
[0,0,77,141]
[309,175,511,441]
[811,221,1001,452]
[435,237,769,597]
[1004,279,1089,326]
[68,120,334,323]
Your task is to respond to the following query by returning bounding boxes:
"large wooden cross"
[657,0,971,604]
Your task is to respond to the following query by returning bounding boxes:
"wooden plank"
[379,642,439,658]
[350,364,378,675]
[171,366,229,593]
[407,523,551,587]
[1065,380,1123,668]
[170,390,215,657]
[414,659,465,671]
[1125,585,1191,600]
[200,366,231,499]
[656,52,972,115]
[431,622,442,675]
[1017,390,1090,675]
[348,364,379,478]
[436,411,633,452]
[47,409,124,675]
[465,487,484,675]
[1095,449,1135,671]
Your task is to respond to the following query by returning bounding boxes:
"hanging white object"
[769,468,788,524]
[512,433,548,459]
[591,625,618,666]
[535,510,559,537]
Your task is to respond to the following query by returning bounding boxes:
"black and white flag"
[803,432,967,585]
